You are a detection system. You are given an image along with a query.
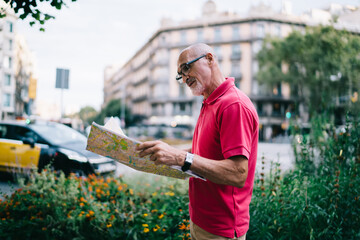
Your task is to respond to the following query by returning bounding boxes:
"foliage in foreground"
[249,113,360,239]
[1,114,359,239]
[0,172,190,240]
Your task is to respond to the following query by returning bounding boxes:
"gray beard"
[190,81,205,96]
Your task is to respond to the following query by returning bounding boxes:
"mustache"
[186,77,196,85]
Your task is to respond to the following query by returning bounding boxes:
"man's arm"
[190,154,248,188]
[136,141,248,188]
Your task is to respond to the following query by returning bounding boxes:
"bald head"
[179,43,216,60]
[177,43,225,99]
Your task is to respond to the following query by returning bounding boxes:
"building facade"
[104,1,359,141]
[0,4,17,120]
[0,2,36,120]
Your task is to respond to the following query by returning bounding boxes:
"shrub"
[248,112,360,239]
[0,170,190,240]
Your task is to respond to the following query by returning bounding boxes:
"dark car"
[0,120,116,176]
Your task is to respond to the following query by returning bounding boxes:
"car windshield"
[30,122,87,145]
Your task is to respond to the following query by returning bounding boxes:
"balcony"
[132,95,148,103]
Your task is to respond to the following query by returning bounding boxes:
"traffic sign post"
[55,68,70,118]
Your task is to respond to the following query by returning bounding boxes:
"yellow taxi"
[0,120,116,176]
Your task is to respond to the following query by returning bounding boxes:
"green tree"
[0,0,77,31]
[93,99,132,126]
[78,106,98,127]
[257,26,360,121]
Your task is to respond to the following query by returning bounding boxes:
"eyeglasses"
[176,54,206,83]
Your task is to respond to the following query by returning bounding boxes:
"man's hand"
[136,140,186,166]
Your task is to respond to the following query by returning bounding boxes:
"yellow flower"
[152,192,157,197]
[107,223,112,228]
[165,191,174,196]
[143,213,148,217]
[143,228,149,233]
[158,214,164,219]
[142,224,149,227]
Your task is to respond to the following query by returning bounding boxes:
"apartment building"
[0,2,35,120]
[0,3,17,120]
[104,1,359,141]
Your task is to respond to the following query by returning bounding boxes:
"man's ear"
[206,53,214,65]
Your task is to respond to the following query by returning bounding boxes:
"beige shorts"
[190,220,246,240]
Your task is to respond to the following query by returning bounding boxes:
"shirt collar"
[203,77,235,105]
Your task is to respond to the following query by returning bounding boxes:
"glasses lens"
[182,64,191,75]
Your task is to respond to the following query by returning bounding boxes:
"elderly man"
[137,43,258,240]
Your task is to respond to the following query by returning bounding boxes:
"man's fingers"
[136,140,159,151]
[138,147,155,157]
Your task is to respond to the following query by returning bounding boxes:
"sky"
[16,0,360,116]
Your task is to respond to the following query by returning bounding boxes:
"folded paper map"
[86,118,204,180]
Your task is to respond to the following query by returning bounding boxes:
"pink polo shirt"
[189,78,259,238]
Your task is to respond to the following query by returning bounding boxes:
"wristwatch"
[181,153,194,172]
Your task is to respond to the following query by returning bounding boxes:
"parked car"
[0,120,116,176]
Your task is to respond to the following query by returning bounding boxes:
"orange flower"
[80,203,84,207]
[158,214,164,219]
[179,223,186,230]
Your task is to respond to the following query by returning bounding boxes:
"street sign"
[55,68,69,89]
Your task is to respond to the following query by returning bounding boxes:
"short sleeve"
[218,103,254,160]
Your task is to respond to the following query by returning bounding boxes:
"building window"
[256,23,265,37]
[180,31,187,44]
[252,41,263,55]
[253,60,259,74]
[213,45,222,60]
[272,102,281,116]
[4,56,12,69]
[7,21,13,33]
[232,25,240,40]
[179,103,186,112]
[4,74,11,86]
[160,35,166,44]
[231,44,241,59]
[273,83,282,96]
[275,24,281,37]
[231,61,241,77]
[8,39,12,50]
[197,29,203,42]
[179,84,186,97]
[214,27,221,41]
[3,93,11,107]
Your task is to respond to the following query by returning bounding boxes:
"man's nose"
[182,74,189,84]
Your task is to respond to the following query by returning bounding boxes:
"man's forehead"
[177,50,192,66]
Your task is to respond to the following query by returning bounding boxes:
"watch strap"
[181,153,194,172]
